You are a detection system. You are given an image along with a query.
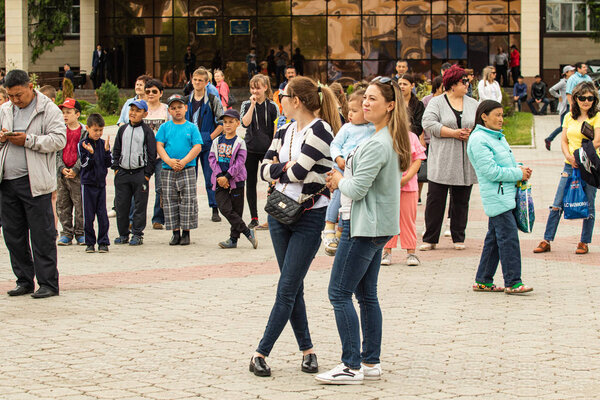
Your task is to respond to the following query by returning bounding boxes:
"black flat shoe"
[31,286,59,299]
[301,353,318,373]
[169,231,181,245]
[7,285,34,296]
[179,232,190,246]
[249,356,271,377]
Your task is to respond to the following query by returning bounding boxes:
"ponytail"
[287,76,342,134]
[318,86,342,134]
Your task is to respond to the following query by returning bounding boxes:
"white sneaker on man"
[315,363,364,385]
[361,363,382,380]
[107,209,116,218]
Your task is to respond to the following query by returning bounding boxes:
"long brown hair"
[369,79,411,171]
[329,82,349,122]
[571,81,599,119]
[249,74,273,100]
[287,76,342,134]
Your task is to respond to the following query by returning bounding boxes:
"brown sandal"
[533,241,551,253]
[472,283,505,292]
[576,242,589,254]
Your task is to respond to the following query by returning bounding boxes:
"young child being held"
[209,109,258,249]
[323,89,375,255]
[155,94,203,246]
[78,114,111,253]
[382,130,426,266]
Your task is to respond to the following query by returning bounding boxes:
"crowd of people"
[0,50,598,386]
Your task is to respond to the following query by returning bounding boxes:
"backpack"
[227,92,237,108]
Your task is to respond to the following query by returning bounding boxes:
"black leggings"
[245,152,265,220]
[423,181,472,244]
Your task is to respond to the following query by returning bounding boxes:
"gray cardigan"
[422,94,478,186]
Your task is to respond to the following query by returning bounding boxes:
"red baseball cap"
[58,98,82,112]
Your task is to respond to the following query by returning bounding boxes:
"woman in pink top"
[214,69,231,110]
[381,131,426,266]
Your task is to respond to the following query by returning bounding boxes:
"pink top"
[402,132,427,192]
[216,81,231,109]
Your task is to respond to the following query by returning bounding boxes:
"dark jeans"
[153,161,164,224]
[424,181,472,244]
[515,94,527,112]
[83,185,110,246]
[496,64,508,87]
[475,210,522,288]
[527,97,550,115]
[195,149,217,209]
[256,207,326,357]
[546,105,570,143]
[1,176,58,292]
[245,152,265,220]
[114,169,149,237]
[328,219,391,370]
[511,66,521,86]
[215,186,247,239]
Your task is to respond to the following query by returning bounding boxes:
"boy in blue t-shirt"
[156,94,203,246]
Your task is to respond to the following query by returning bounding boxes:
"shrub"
[95,80,120,114]
[415,81,430,101]
[55,89,64,106]
[62,78,74,99]
[501,86,515,117]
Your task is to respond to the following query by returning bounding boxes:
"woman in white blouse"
[477,66,502,103]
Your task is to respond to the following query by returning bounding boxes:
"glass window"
[561,3,573,31]
[410,60,432,80]
[173,18,190,65]
[191,20,223,61]
[469,0,508,14]
[328,60,361,81]
[431,15,447,59]
[328,16,361,59]
[397,15,430,59]
[224,0,257,16]
[509,0,521,14]
[173,0,189,17]
[363,16,396,60]
[257,17,292,61]
[574,3,587,31]
[303,61,327,83]
[432,0,447,14]
[510,14,520,31]
[100,0,114,18]
[111,18,153,35]
[397,0,430,14]
[546,3,559,31]
[468,15,508,33]
[448,14,467,32]
[362,0,396,15]
[115,1,154,18]
[189,0,221,16]
[489,35,509,60]
[292,16,327,59]
[329,0,361,15]
[448,34,467,59]
[158,0,173,17]
[292,0,326,15]
[258,0,291,15]
[157,17,174,35]
[448,1,467,14]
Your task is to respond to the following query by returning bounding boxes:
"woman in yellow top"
[534,82,600,255]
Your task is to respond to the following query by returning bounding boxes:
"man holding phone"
[0,69,66,298]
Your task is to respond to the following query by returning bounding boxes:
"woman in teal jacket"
[466,100,533,294]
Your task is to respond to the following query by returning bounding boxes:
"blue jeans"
[328,219,391,370]
[544,164,597,243]
[152,161,164,224]
[195,149,217,209]
[515,94,527,112]
[527,97,550,115]
[256,207,326,357]
[546,105,569,142]
[475,210,522,287]
[325,166,343,223]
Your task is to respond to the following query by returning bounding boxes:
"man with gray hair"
[0,69,66,298]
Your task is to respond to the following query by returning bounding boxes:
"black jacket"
[111,121,157,178]
[531,81,548,100]
[575,139,600,188]
[79,138,112,187]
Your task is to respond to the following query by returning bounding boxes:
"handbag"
[563,169,589,219]
[581,121,595,141]
[513,181,535,233]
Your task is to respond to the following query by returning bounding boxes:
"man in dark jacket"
[184,46,196,82]
[527,75,550,115]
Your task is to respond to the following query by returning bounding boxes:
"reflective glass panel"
[469,0,508,14]
[303,60,327,83]
[328,60,361,81]
[329,0,361,15]
[224,17,257,61]
[432,15,447,59]
[157,17,174,34]
[173,0,189,16]
[575,3,587,31]
[363,16,396,60]
[292,0,326,15]
[158,0,173,17]
[468,15,508,32]
[448,34,467,59]
[432,0,447,14]
[448,14,467,32]
[173,18,190,65]
[100,0,114,18]
[561,3,573,31]
[189,20,223,61]
[115,1,154,17]
[509,0,521,14]
[257,17,292,61]
[363,59,395,80]
[224,61,248,87]
[292,16,327,59]
[258,0,291,15]
[510,14,520,32]
[362,0,396,15]
[397,0,430,14]
[410,60,432,80]
[397,15,430,59]
[328,16,361,59]
[546,3,559,31]
[448,1,467,14]
[189,0,221,16]
[224,0,257,16]
[489,35,509,61]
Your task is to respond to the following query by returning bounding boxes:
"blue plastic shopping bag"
[563,169,589,220]
[513,181,535,233]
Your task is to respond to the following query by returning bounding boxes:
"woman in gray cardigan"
[420,65,478,250]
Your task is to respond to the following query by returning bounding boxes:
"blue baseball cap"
[129,99,148,111]
[219,109,240,121]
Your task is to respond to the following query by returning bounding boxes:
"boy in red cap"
[56,98,86,246]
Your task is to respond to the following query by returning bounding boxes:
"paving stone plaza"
[1,116,599,399]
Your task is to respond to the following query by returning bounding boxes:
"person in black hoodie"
[111,100,157,246]
[78,114,112,253]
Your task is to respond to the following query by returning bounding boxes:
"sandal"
[504,283,533,295]
[472,283,505,292]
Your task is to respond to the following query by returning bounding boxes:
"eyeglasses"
[145,89,160,94]
[577,95,595,102]
[461,77,470,85]
[491,71,497,74]
[278,92,292,102]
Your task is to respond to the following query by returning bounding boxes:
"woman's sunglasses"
[577,95,595,102]
[145,89,160,95]
[461,77,470,85]
[371,76,398,98]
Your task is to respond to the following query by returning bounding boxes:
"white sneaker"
[419,243,436,251]
[361,363,382,380]
[381,252,392,266]
[323,234,339,256]
[444,229,451,238]
[406,254,420,266]
[107,210,117,218]
[315,363,364,385]
[454,243,466,250]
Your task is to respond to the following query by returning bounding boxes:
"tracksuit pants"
[82,184,110,246]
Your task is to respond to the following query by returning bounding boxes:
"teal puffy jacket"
[467,125,524,217]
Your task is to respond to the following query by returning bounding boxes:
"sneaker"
[406,254,420,266]
[76,236,86,246]
[98,245,109,253]
[247,229,258,249]
[248,219,259,229]
[454,243,466,250]
[107,210,117,218]
[418,198,422,205]
[545,139,551,151]
[85,245,95,253]
[129,235,143,246]
[419,243,436,251]
[211,208,222,222]
[444,229,451,238]
[315,363,364,385]
[381,252,392,266]
[219,238,237,249]
[57,236,72,246]
[114,236,129,245]
[361,363,382,380]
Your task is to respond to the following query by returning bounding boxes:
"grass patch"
[503,112,533,146]
[79,114,119,126]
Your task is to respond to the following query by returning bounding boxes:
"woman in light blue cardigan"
[316,77,411,385]
[466,100,533,295]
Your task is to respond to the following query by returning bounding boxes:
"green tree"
[588,0,600,42]
[28,0,74,63]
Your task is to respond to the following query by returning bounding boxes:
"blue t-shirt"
[217,136,237,173]
[155,120,203,169]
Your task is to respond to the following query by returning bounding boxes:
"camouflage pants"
[57,174,84,238]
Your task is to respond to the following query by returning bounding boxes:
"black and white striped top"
[260,119,334,206]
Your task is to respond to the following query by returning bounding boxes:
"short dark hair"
[431,76,443,93]
[535,75,541,78]
[145,79,163,92]
[518,75,524,79]
[397,59,408,65]
[475,100,503,127]
[575,62,585,70]
[441,62,452,72]
[4,69,30,88]
[64,63,70,67]
[86,113,105,128]
[285,65,296,73]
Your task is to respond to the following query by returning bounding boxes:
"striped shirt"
[260,119,334,206]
